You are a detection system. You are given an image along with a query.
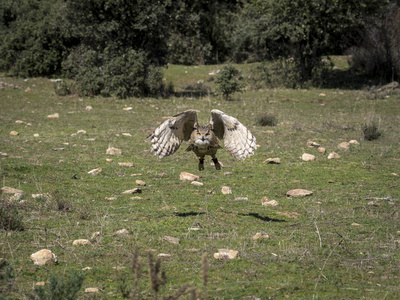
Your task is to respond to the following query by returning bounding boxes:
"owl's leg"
[198,157,205,171]
[212,157,221,170]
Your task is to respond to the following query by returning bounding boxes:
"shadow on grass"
[175,211,206,217]
[173,91,210,98]
[240,213,286,223]
[319,69,382,90]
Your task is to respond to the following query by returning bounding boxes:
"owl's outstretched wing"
[149,110,197,158]
[210,109,257,160]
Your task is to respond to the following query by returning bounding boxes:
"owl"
[148,109,257,170]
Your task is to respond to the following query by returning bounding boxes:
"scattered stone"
[130,196,142,200]
[82,267,92,271]
[1,186,24,194]
[25,87,31,93]
[72,239,90,246]
[121,188,142,194]
[392,173,399,177]
[0,152,8,156]
[368,201,379,206]
[328,152,340,159]
[252,232,269,240]
[221,186,232,195]
[85,288,99,293]
[302,153,316,161]
[191,181,204,186]
[163,236,180,245]
[328,180,335,183]
[10,131,19,136]
[88,168,102,176]
[135,180,146,186]
[91,232,101,239]
[224,172,232,176]
[118,162,134,167]
[213,249,239,260]
[122,133,132,137]
[351,222,361,226]
[85,106,93,111]
[234,197,248,201]
[77,130,86,135]
[9,193,24,201]
[318,147,326,154]
[307,141,320,148]
[180,172,200,181]
[319,93,326,96]
[157,253,172,258]
[34,133,40,137]
[123,107,133,111]
[105,196,117,201]
[115,229,129,235]
[286,189,313,197]
[263,157,281,164]
[112,266,125,270]
[32,193,50,200]
[30,249,58,266]
[349,140,359,145]
[35,281,46,286]
[261,199,279,207]
[47,113,59,119]
[106,158,113,162]
[338,142,350,151]
[52,148,65,151]
[106,147,122,155]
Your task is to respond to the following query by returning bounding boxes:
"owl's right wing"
[148,110,197,158]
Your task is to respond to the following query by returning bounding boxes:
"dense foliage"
[0,0,397,95]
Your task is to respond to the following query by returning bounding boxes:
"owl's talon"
[212,158,221,170]
[199,158,205,171]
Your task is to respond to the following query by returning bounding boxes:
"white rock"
[10,131,19,136]
[317,147,326,154]
[106,147,122,155]
[349,140,359,145]
[136,180,146,186]
[88,168,102,176]
[328,152,341,159]
[34,133,40,137]
[213,249,239,260]
[123,107,133,111]
[115,229,129,235]
[221,186,232,194]
[32,193,50,199]
[261,199,279,207]
[77,130,86,134]
[163,236,180,244]
[30,249,58,266]
[157,253,172,258]
[85,288,99,293]
[85,106,93,111]
[338,142,350,151]
[72,239,90,246]
[263,157,281,164]
[15,120,24,124]
[191,181,204,186]
[47,113,59,119]
[122,133,132,137]
[180,172,200,181]
[302,153,316,161]
[234,197,248,201]
[252,232,270,240]
[121,188,141,194]
[286,189,313,197]
[118,162,134,167]
[307,141,320,148]
[91,232,101,239]
[1,186,24,194]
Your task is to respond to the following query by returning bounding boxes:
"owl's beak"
[201,137,205,141]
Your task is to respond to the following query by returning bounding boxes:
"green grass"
[1,60,400,299]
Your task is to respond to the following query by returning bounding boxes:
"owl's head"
[192,123,214,146]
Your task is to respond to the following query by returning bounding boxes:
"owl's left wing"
[210,109,257,160]
[149,110,197,158]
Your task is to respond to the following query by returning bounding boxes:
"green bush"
[31,271,84,300]
[215,65,246,100]
[0,200,24,231]
[256,113,278,127]
[63,47,166,98]
[363,122,382,141]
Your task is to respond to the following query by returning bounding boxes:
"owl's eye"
[205,133,210,136]
[197,133,201,136]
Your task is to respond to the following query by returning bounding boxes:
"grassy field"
[1,59,400,299]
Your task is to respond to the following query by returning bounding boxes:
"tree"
[215,65,246,100]
[240,0,388,83]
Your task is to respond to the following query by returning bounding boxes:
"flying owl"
[148,109,257,170]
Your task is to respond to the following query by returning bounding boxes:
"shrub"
[0,200,24,231]
[363,122,382,141]
[256,113,278,127]
[215,65,246,100]
[31,271,84,300]
[0,259,15,294]
[63,47,167,98]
